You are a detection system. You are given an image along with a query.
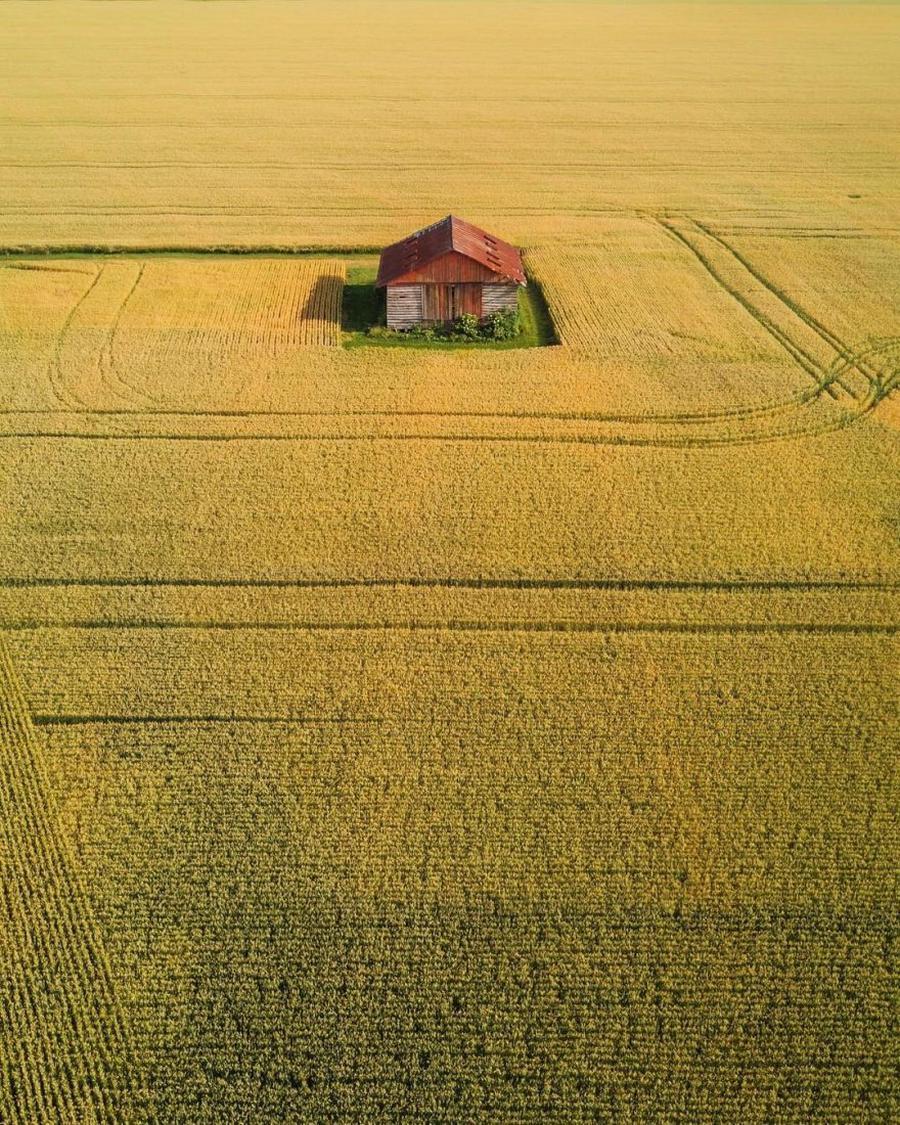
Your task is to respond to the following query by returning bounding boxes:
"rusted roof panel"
[376,215,526,287]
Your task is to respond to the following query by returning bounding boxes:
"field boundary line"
[5,620,897,635]
[33,714,386,726]
[0,244,383,258]
[2,576,897,592]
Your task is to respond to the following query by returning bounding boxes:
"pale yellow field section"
[1,1,898,247]
[1,213,898,435]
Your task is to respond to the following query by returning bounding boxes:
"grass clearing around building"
[340,258,556,350]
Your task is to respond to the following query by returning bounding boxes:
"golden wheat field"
[1,2,898,1122]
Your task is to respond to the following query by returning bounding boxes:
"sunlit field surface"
[1,3,898,1121]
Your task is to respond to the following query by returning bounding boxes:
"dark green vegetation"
[341,259,557,350]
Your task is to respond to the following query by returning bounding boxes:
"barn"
[376,215,526,330]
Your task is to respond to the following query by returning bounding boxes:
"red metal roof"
[376,215,526,287]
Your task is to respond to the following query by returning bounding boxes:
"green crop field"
[0,2,898,1122]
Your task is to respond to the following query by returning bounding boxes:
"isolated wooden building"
[376,215,526,329]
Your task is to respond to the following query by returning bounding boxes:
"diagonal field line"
[690,221,885,393]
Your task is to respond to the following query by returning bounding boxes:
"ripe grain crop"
[4,225,893,434]
[11,628,900,1121]
[1,1,898,1120]
[1,2,897,249]
[0,258,344,412]
[0,637,146,1123]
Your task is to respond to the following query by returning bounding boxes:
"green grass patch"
[341,260,558,350]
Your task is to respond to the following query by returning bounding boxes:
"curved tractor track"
[4,230,897,447]
[645,218,899,445]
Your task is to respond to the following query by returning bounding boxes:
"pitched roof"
[376,215,526,287]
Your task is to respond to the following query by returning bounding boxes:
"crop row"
[30,655,899,1119]
[0,637,145,1122]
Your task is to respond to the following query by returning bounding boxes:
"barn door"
[423,285,464,323]
[422,286,446,323]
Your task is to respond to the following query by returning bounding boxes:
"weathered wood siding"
[482,283,520,314]
[388,250,500,286]
[422,283,482,323]
[388,280,522,328]
[386,284,423,329]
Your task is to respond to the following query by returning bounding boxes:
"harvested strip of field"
[0,229,884,435]
[2,223,830,423]
[0,635,146,1123]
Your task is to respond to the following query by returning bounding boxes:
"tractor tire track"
[98,261,158,409]
[826,337,900,406]
[2,576,896,592]
[3,620,896,635]
[0,410,863,446]
[0,393,822,424]
[654,217,839,396]
[47,265,104,410]
[691,221,884,400]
